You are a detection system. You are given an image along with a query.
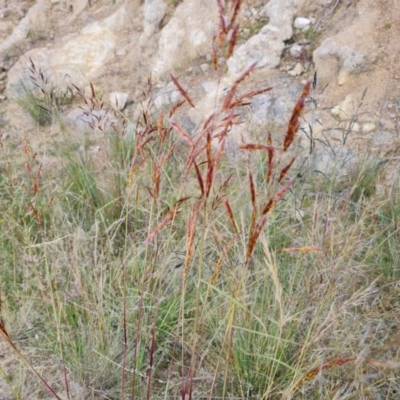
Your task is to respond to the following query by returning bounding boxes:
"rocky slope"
[1,1,400,399]
[0,0,399,172]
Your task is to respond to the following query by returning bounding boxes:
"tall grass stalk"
[1,1,400,399]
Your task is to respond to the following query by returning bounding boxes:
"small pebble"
[288,63,304,76]
[290,43,302,57]
[116,49,127,57]
[362,123,376,133]
[294,17,311,30]
[200,63,209,73]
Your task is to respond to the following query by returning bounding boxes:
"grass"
[15,58,75,127]
[1,2,400,400]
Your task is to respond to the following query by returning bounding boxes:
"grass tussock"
[1,1,400,399]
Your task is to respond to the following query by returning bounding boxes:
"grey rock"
[200,63,209,73]
[154,82,175,109]
[65,107,118,133]
[143,0,167,37]
[313,37,365,86]
[152,0,218,79]
[0,0,48,58]
[6,6,126,96]
[290,43,302,57]
[227,0,294,75]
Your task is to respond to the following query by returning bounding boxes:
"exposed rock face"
[152,0,219,79]
[0,0,49,58]
[0,0,399,168]
[313,38,366,86]
[143,0,167,38]
[312,2,379,87]
[227,0,295,75]
[66,0,90,16]
[6,5,126,94]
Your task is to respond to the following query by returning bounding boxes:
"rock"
[153,82,176,109]
[245,80,303,127]
[290,43,302,57]
[65,107,118,133]
[288,62,304,76]
[6,6,126,96]
[200,63,209,73]
[313,37,366,86]
[331,95,354,120]
[227,0,294,75]
[109,91,129,111]
[143,0,167,37]
[362,123,376,133]
[170,90,181,103]
[66,0,89,17]
[0,0,48,58]
[351,122,360,132]
[152,0,218,79]
[294,17,311,29]
[116,48,128,57]
[89,145,101,154]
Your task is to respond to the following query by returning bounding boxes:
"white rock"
[109,91,129,111]
[331,95,354,120]
[152,0,218,79]
[0,1,48,56]
[294,17,311,30]
[6,6,126,95]
[170,90,181,104]
[313,37,365,86]
[362,123,376,133]
[288,63,304,76]
[200,63,209,73]
[351,122,360,132]
[227,0,294,75]
[143,0,167,37]
[290,43,302,57]
[116,48,127,57]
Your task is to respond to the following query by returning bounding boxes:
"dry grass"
[0,1,400,399]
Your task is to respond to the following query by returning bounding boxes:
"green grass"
[15,59,75,127]
[1,12,400,400]
[1,100,399,399]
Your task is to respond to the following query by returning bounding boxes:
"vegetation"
[1,1,400,400]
